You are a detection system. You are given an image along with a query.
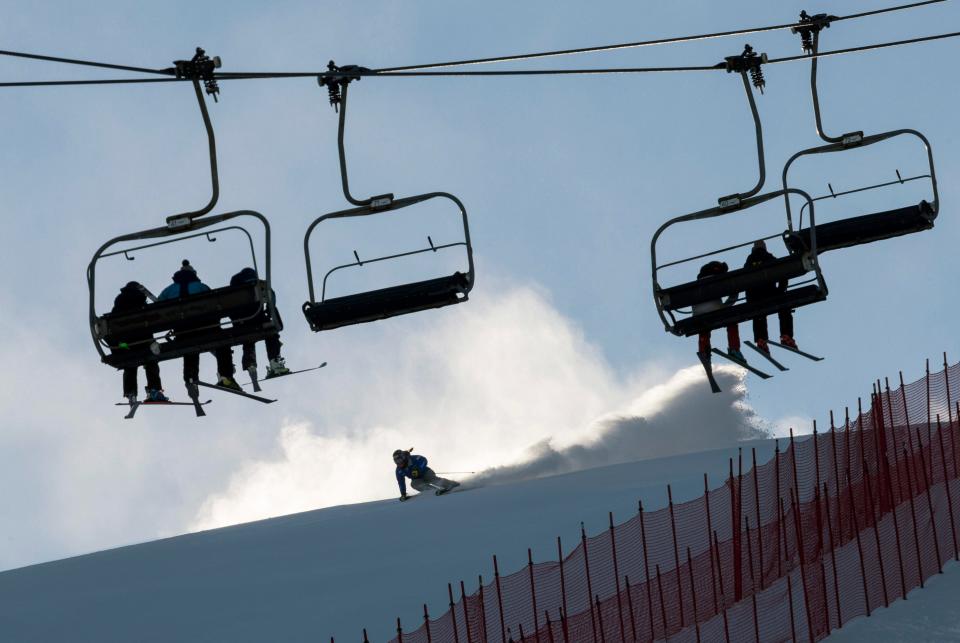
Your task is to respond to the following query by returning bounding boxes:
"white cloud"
[191,284,770,531]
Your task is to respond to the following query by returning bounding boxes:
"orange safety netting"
[383,358,960,643]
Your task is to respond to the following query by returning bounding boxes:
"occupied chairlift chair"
[651,46,828,342]
[781,13,939,255]
[302,63,475,332]
[88,50,281,375]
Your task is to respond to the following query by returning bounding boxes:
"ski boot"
[125,393,138,405]
[755,338,770,354]
[265,357,291,378]
[728,347,746,363]
[146,388,169,403]
[780,335,799,350]
[218,374,242,391]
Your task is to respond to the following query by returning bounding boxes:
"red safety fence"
[366,356,960,643]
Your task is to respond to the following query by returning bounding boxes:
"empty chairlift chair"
[782,14,939,255]
[302,63,475,332]
[88,50,281,373]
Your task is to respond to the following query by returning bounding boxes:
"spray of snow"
[191,284,769,531]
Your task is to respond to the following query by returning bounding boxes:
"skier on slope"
[157,260,241,392]
[394,449,460,501]
[742,240,798,353]
[692,261,744,363]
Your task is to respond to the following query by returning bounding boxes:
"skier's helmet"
[393,449,408,466]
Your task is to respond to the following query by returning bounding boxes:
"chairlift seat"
[785,201,935,254]
[303,272,470,332]
[97,281,279,369]
[672,285,826,336]
[659,255,810,312]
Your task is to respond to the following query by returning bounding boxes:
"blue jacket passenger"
[158,260,211,300]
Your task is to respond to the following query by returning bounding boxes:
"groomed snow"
[0,439,776,642]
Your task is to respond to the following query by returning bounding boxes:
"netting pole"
[915,426,943,573]
[479,575,489,642]
[397,617,404,643]
[731,457,742,602]
[779,497,789,572]
[460,581,473,643]
[556,537,569,643]
[945,353,954,425]
[844,408,853,537]
[812,485,831,622]
[494,556,507,643]
[829,412,843,541]
[703,473,719,614]
[582,523,600,643]
[935,414,960,561]
[607,513,626,642]
[844,470,871,616]
[545,612,556,643]
[624,576,638,643]
[786,574,798,643]
[594,596,607,643]
[751,448,765,589]
[821,482,842,629]
[364,627,371,643]
[882,449,908,601]
[655,565,667,639]
[423,604,433,643]
[686,548,701,643]
[903,443,926,589]
[868,390,888,512]
[527,549,541,642]
[666,485,685,628]
[928,360,934,475]
[775,442,782,577]
[447,584,461,643]
[861,458,889,608]
[713,531,731,643]
[744,517,760,643]
[639,501,654,642]
[790,488,815,643]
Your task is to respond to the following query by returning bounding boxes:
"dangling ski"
[711,348,772,379]
[745,341,789,371]
[198,380,276,404]
[434,481,462,496]
[697,352,722,394]
[186,381,208,417]
[116,399,212,420]
[244,362,328,388]
[767,340,824,362]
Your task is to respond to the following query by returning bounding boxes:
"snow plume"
[191,283,768,531]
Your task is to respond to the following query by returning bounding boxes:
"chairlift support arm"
[717,45,770,209]
[318,62,391,208]
[165,48,223,226]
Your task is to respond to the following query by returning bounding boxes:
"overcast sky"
[0,0,957,571]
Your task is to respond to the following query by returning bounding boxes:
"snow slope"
[829,559,960,642]
[0,439,777,642]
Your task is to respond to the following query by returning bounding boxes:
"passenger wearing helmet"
[743,240,798,353]
[229,267,290,379]
[692,261,743,362]
[157,260,240,393]
[393,449,459,501]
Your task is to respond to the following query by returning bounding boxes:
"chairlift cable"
[0,48,173,75]
[370,0,949,72]
[2,27,959,88]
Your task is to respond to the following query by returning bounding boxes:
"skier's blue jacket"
[396,454,428,494]
[158,269,211,300]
